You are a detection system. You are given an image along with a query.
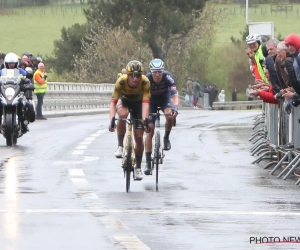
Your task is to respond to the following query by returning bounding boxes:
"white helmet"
[149,58,165,71]
[25,67,33,74]
[4,52,19,68]
[246,33,262,44]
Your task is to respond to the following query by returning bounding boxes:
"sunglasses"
[128,73,141,78]
[151,71,163,75]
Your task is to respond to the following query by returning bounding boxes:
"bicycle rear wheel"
[125,136,133,192]
[154,130,161,191]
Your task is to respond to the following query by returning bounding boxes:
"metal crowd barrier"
[250,100,300,186]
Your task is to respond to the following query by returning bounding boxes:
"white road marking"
[71,178,89,187]
[69,169,85,177]
[79,141,92,145]
[83,156,99,162]
[95,129,107,135]
[67,130,141,247]
[84,202,106,209]
[114,235,150,250]
[72,150,84,155]
[84,137,96,142]
[76,145,88,150]
[75,192,99,199]
[0,209,299,216]
[99,216,128,230]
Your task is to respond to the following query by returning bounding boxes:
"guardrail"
[33,82,115,111]
[212,100,262,109]
[36,82,263,111]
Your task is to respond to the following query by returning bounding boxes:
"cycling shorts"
[117,98,143,130]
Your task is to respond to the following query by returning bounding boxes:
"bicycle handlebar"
[110,117,150,130]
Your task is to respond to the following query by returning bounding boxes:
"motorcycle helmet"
[4,52,19,68]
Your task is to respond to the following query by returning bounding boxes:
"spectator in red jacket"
[250,68,278,104]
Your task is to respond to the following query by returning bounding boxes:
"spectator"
[31,56,39,72]
[186,77,193,107]
[232,88,237,101]
[250,68,278,104]
[218,89,225,110]
[218,89,225,102]
[0,53,6,69]
[21,55,29,66]
[192,78,201,108]
[33,63,48,120]
[231,88,237,110]
[276,41,290,89]
[265,38,281,94]
[245,33,268,83]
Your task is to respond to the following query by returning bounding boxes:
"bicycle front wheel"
[125,136,133,193]
[154,130,161,191]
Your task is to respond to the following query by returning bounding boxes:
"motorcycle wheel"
[4,114,14,147]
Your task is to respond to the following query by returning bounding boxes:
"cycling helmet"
[149,58,165,71]
[246,33,262,44]
[37,56,43,63]
[126,60,143,73]
[4,52,19,68]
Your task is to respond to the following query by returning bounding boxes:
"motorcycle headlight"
[5,87,15,101]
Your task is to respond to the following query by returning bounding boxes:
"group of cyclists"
[109,59,178,181]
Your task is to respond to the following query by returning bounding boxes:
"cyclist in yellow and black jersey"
[109,60,150,181]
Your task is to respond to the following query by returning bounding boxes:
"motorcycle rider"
[0,52,35,133]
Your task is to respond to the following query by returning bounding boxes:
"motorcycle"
[0,68,35,146]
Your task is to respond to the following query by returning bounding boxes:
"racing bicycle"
[111,115,148,192]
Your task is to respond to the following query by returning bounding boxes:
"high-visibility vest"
[33,69,47,94]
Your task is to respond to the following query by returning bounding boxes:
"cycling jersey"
[146,71,177,101]
[111,74,150,103]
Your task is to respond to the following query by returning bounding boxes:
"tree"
[72,26,152,83]
[46,23,90,74]
[84,0,209,61]
[72,3,224,88]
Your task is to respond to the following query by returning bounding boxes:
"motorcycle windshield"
[0,69,22,85]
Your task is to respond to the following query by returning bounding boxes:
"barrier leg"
[268,151,290,172]
[282,157,300,180]
[251,139,266,151]
[251,143,268,156]
[295,178,300,185]
[277,154,300,178]
[251,151,276,164]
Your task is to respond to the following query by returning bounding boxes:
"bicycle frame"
[111,115,147,192]
[122,119,135,169]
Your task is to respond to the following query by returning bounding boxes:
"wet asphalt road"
[1,110,300,250]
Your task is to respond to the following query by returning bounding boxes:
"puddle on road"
[163,182,188,191]
[184,153,200,161]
